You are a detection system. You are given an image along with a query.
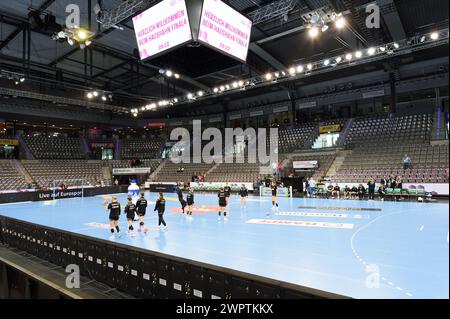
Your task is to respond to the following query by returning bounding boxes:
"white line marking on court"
[419,226,424,232]
[0,201,32,206]
[350,209,414,298]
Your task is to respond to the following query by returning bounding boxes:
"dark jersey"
[224,186,231,197]
[239,187,248,197]
[358,186,366,193]
[107,202,121,219]
[344,187,351,193]
[186,193,194,206]
[271,186,277,196]
[351,187,358,192]
[136,197,148,214]
[125,203,136,220]
[333,186,340,191]
[218,191,227,206]
[176,187,183,200]
[154,199,166,213]
[367,182,376,190]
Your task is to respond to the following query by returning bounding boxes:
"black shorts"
[109,214,119,221]
[137,211,146,217]
[219,202,227,207]
[127,213,135,220]
[187,201,194,206]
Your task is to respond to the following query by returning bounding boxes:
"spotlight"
[335,56,342,63]
[345,53,353,61]
[20,77,25,82]
[102,95,107,101]
[93,91,99,97]
[281,71,286,76]
[14,81,19,85]
[87,92,93,99]
[289,67,296,75]
[173,98,178,103]
[308,26,319,38]
[174,73,180,79]
[321,25,329,33]
[265,73,272,80]
[367,47,376,56]
[166,70,173,77]
[335,17,346,29]
[393,42,399,49]
[67,38,74,46]
[306,64,313,71]
[187,93,194,99]
[274,72,280,78]
[197,91,204,97]
[238,80,244,87]
[296,65,304,73]
[133,113,138,117]
[213,87,219,93]
[355,51,363,58]
[323,59,330,66]
[77,30,87,39]
[219,86,225,92]
[85,40,92,46]
[379,46,386,52]
[430,32,439,40]
[232,82,239,88]
[225,85,230,90]
[419,36,426,43]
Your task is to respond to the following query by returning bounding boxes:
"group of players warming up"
[106,192,167,237]
[105,181,281,238]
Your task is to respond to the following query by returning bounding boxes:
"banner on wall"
[260,186,291,197]
[112,168,151,175]
[0,139,19,146]
[319,124,341,134]
[293,161,318,169]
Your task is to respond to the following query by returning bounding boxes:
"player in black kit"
[154,192,167,230]
[136,193,148,233]
[106,197,122,237]
[176,183,187,213]
[271,183,279,210]
[186,188,194,216]
[218,187,228,220]
[124,198,136,234]
[239,184,248,207]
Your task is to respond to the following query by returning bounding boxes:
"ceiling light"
[393,42,399,49]
[296,65,304,73]
[238,80,244,87]
[213,87,219,93]
[187,93,194,99]
[197,91,204,97]
[85,40,92,46]
[20,77,25,82]
[355,51,363,58]
[93,91,98,97]
[87,92,93,99]
[102,96,107,101]
[166,70,173,77]
[345,53,353,61]
[308,26,319,38]
[430,32,439,40]
[306,64,313,71]
[335,17,346,29]
[77,30,87,39]
[174,73,180,79]
[321,25,329,32]
[289,67,296,75]
[219,86,225,92]
[323,59,330,66]
[67,38,74,46]
[419,36,426,43]
[265,73,272,80]
[367,47,376,55]
[232,82,239,88]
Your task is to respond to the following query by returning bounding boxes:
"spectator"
[378,184,386,201]
[367,178,376,200]
[114,179,119,186]
[351,185,358,199]
[358,184,366,200]
[327,182,334,198]
[304,178,310,197]
[402,154,411,170]
[332,184,340,199]
[380,177,386,189]
[396,176,403,189]
[344,185,351,199]
[309,178,317,198]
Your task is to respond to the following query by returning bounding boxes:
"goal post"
[51,178,86,200]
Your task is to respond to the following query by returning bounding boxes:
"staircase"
[15,134,34,160]
[304,126,319,149]
[102,165,112,184]
[147,159,167,181]
[81,137,91,160]
[325,150,352,180]
[14,160,38,188]
[338,118,353,146]
[432,107,446,140]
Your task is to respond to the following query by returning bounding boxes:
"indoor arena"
[0,0,448,302]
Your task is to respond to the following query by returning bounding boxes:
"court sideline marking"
[350,209,414,298]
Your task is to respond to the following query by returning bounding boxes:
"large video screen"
[198,0,253,62]
[132,0,192,60]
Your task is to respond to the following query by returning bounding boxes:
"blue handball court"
[0,192,448,299]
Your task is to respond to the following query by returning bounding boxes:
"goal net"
[50,178,86,200]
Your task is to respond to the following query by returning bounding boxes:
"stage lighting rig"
[52,28,94,49]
